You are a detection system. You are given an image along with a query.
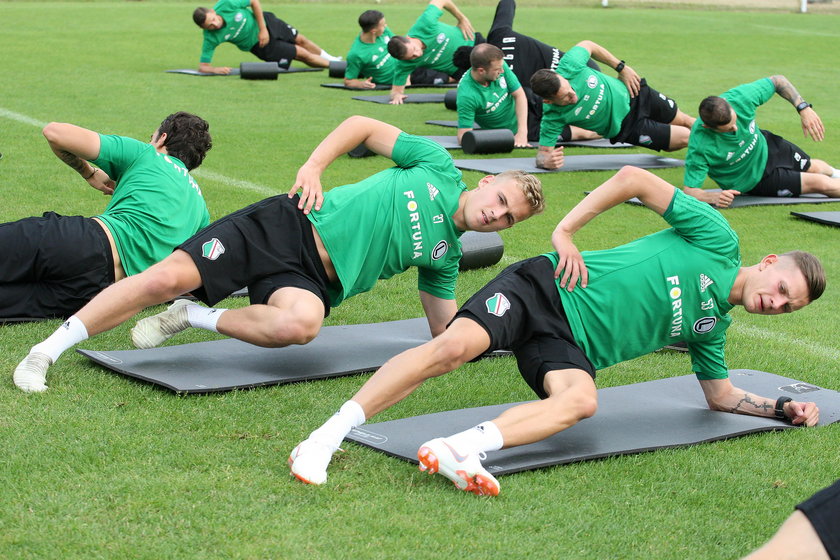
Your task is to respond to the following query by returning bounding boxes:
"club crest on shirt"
[693,316,717,334]
[202,238,225,261]
[437,32,446,44]
[234,13,243,22]
[485,292,511,317]
[499,76,507,89]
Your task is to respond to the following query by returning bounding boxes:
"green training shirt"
[683,78,776,192]
[456,61,522,132]
[199,0,259,64]
[392,5,473,86]
[93,134,211,277]
[345,27,396,84]
[539,45,630,146]
[546,188,740,380]
[307,133,466,306]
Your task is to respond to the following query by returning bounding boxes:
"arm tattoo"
[729,393,773,415]
[770,75,804,107]
[57,149,88,175]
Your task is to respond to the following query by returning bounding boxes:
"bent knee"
[266,317,321,346]
[137,267,188,301]
[428,336,476,373]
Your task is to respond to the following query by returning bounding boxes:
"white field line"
[1,106,280,197]
[730,323,840,362]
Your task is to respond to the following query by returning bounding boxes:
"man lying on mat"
[343,10,449,89]
[13,116,545,393]
[682,75,840,208]
[530,40,695,170]
[0,112,212,320]
[193,0,340,74]
[291,165,823,496]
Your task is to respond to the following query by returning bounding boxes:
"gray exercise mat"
[352,94,446,104]
[454,154,684,174]
[791,211,840,226]
[347,370,840,475]
[166,68,241,76]
[423,135,635,151]
[623,190,840,208]
[77,318,510,394]
[322,83,455,91]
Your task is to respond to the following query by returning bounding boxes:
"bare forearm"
[577,40,621,71]
[250,0,267,31]
[770,75,805,107]
[42,122,99,176]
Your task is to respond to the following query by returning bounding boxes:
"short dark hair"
[192,7,210,27]
[156,112,212,171]
[530,69,561,99]
[470,43,503,70]
[782,250,826,302]
[698,96,732,128]
[358,10,384,33]
[452,46,473,71]
[387,36,411,60]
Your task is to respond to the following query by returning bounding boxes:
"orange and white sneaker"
[417,438,500,496]
[288,439,340,485]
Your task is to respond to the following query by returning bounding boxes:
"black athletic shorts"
[0,212,114,318]
[796,479,840,559]
[250,12,298,69]
[612,78,679,151]
[454,256,595,399]
[178,195,332,314]
[748,129,811,197]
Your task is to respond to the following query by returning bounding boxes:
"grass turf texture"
[1,2,839,558]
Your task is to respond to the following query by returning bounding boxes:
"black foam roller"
[240,62,279,80]
[461,129,515,155]
[348,143,374,158]
[459,231,504,271]
[444,88,458,110]
[329,60,347,78]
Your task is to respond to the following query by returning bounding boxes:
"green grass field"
[1,2,839,558]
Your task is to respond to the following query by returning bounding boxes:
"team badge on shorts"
[201,238,225,261]
[485,292,511,317]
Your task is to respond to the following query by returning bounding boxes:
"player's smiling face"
[463,175,531,232]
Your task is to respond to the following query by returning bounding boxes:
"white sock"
[445,421,504,455]
[830,166,840,178]
[31,315,89,363]
[309,400,366,449]
[319,49,341,61]
[187,305,226,332]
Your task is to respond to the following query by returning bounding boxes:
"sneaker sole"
[417,445,499,497]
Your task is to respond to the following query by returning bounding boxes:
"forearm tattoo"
[771,75,804,107]
[729,393,773,415]
[57,149,88,175]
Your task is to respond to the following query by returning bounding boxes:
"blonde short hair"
[495,170,545,215]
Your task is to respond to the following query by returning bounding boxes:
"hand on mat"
[785,400,819,427]
[513,131,530,149]
[535,146,564,170]
[213,66,232,75]
[357,77,376,90]
[551,231,588,291]
[290,164,324,214]
[390,93,407,105]
[88,168,115,195]
[799,107,825,142]
[618,65,641,98]
[258,28,269,48]
[713,189,740,208]
[457,17,475,40]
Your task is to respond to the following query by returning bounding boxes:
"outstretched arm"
[250,0,269,47]
[576,40,641,97]
[290,116,402,213]
[419,291,458,337]
[698,378,819,426]
[769,74,824,141]
[430,0,474,40]
[42,122,115,195]
[551,166,674,290]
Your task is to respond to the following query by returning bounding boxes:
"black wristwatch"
[615,60,625,73]
[775,396,793,419]
[796,101,812,113]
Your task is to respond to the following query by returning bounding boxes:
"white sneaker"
[131,299,192,349]
[417,438,500,496]
[288,439,340,485]
[13,352,52,393]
